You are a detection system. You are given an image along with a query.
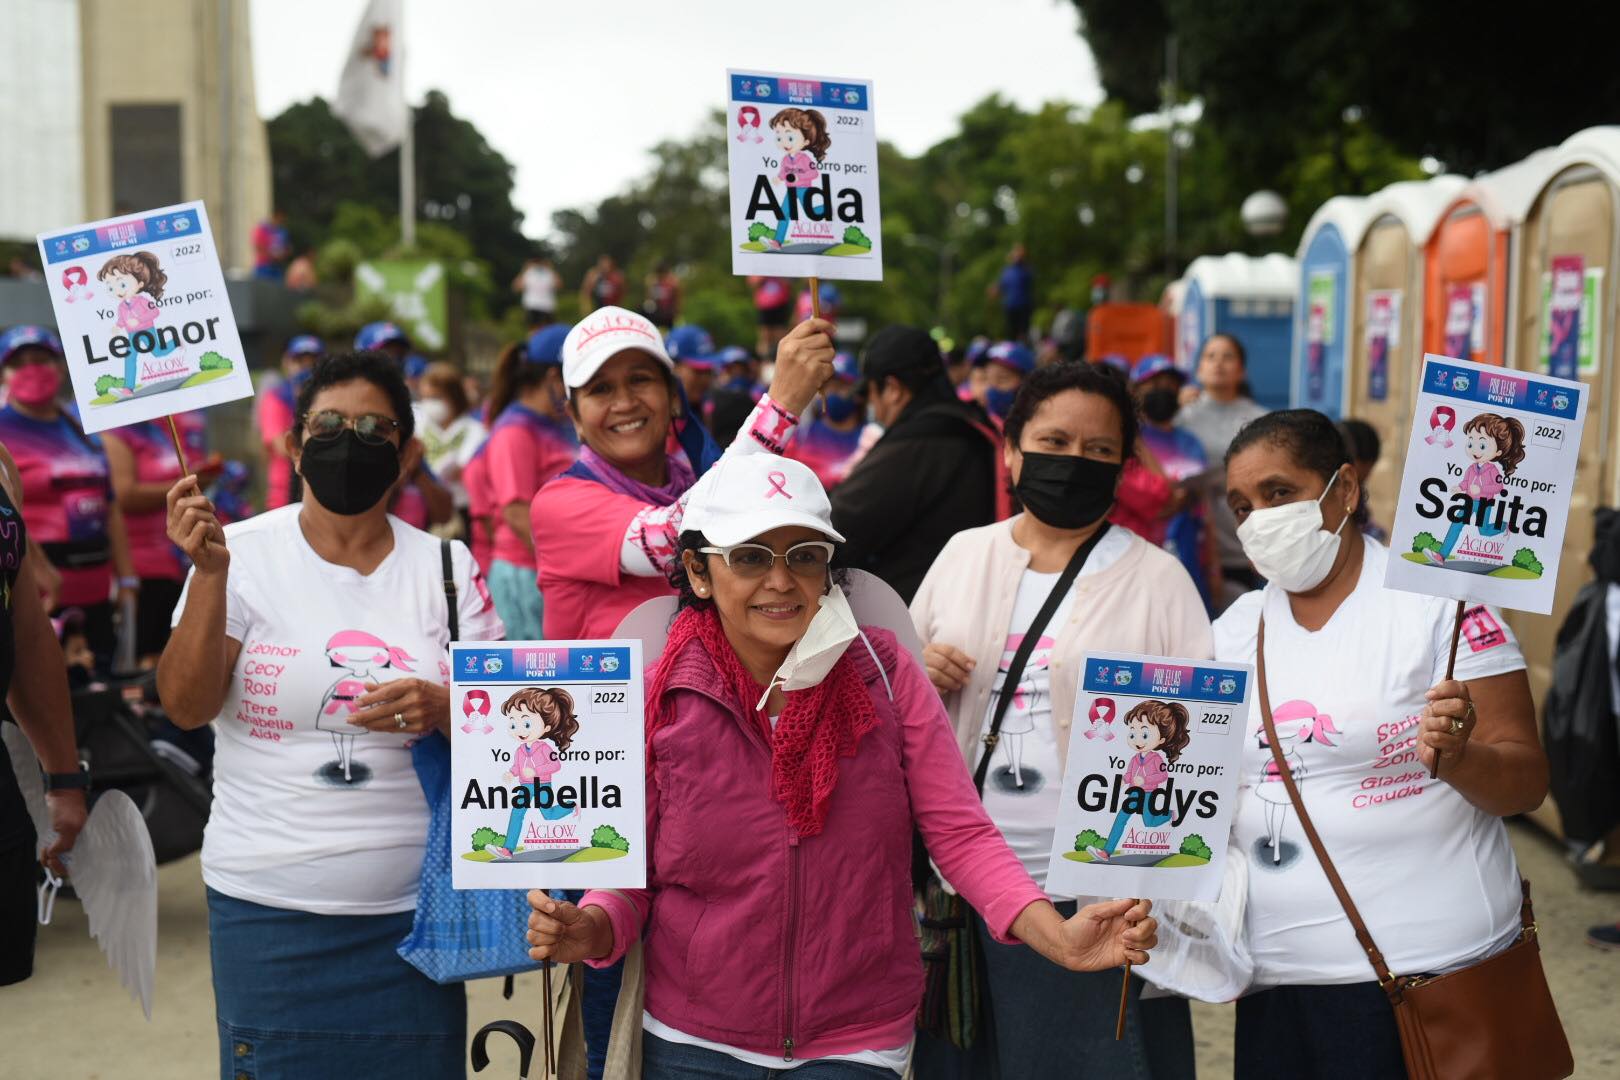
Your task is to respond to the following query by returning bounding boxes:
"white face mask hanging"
[756,584,861,710]
[1235,470,1349,593]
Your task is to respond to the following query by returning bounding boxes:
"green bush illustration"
[198,351,233,371]
[1511,548,1544,575]
[747,222,773,242]
[1412,531,1441,554]
[471,826,503,852]
[94,374,122,396]
[843,225,872,248]
[1179,833,1213,860]
[591,824,631,852]
[1075,828,1108,852]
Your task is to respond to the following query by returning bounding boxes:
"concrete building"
[0,0,271,272]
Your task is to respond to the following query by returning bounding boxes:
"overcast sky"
[250,0,1103,241]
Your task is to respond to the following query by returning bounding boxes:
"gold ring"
[1450,717,1465,735]
[395,713,407,730]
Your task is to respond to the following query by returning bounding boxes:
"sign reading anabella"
[726,69,883,282]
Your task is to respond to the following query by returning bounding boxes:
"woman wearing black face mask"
[156,352,506,1077]
[1129,354,1216,609]
[910,360,1212,1080]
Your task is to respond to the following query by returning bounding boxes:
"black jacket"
[831,397,999,604]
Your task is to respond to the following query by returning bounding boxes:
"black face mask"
[1014,451,1122,530]
[298,430,401,516]
[1141,388,1180,424]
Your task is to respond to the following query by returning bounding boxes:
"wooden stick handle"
[808,276,821,319]
[164,415,190,477]
[1430,598,1467,780]
[542,960,555,1078]
[1115,959,1132,1041]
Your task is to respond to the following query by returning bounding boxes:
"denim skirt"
[207,887,466,1080]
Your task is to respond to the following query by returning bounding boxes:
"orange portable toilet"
[1422,149,1561,368]
[1506,127,1620,732]
[1086,302,1169,365]
[1346,175,1466,534]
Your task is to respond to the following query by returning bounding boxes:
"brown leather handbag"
[1256,619,1573,1080]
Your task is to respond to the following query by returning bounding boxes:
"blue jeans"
[503,781,574,849]
[1235,982,1406,1079]
[774,187,807,244]
[206,887,465,1080]
[643,1032,897,1078]
[975,903,1193,1079]
[1439,497,1506,557]
[488,559,544,640]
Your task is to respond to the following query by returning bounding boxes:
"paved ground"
[1,822,1615,1079]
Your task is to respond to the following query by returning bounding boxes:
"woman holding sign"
[910,360,1211,1078]
[157,352,504,1079]
[525,454,1157,1078]
[1214,409,1545,1079]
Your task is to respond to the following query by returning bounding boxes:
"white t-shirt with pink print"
[980,527,1130,888]
[173,505,505,915]
[1213,538,1526,986]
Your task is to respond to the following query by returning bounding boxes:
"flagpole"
[398,3,415,249]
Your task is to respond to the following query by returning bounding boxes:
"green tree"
[1076,828,1109,851]
[591,825,631,852]
[471,826,503,852]
[1179,833,1213,860]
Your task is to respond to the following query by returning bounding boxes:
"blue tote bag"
[396,542,539,984]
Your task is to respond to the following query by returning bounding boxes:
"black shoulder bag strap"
[971,522,1111,793]
[440,540,459,642]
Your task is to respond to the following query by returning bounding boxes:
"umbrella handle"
[471,1019,536,1078]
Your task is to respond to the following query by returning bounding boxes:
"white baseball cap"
[682,455,846,547]
[561,306,673,389]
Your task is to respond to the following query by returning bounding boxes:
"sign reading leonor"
[726,68,883,282]
[1384,354,1588,614]
[36,201,252,434]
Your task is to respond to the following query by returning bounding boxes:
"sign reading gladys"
[1045,653,1251,904]
[1384,354,1588,614]
[451,640,645,890]
[36,201,253,434]
[726,69,882,282]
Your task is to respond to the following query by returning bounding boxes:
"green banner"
[354,259,448,351]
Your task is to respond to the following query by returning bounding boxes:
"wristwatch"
[44,766,89,792]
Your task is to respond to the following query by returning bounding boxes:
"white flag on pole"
[333,0,406,157]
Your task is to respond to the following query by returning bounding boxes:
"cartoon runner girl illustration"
[461,688,493,735]
[1425,412,1525,565]
[316,630,418,783]
[1424,405,1456,447]
[1082,696,1118,742]
[488,687,580,860]
[992,631,1056,789]
[1088,700,1190,862]
[1254,699,1340,865]
[97,252,174,396]
[765,107,831,251]
[736,105,763,143]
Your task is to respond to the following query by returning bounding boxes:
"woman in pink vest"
[525,454,1157,1078]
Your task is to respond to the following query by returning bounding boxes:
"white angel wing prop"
[65,789,158,1019]
[3,722,158,1018]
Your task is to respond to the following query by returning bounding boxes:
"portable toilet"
[1347,175,1467,533]
[1177,253,1297,409]
[1506,126,1620,725]
[1422,149,1561,368]
[1292,196,1374,415]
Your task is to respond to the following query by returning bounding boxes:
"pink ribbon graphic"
[765,471,794,499]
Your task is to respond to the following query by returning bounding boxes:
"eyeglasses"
[698,540,835,578]
[302,410,403,445]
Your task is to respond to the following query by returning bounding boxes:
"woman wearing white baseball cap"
[525,454,1158,1078]
[531,306,835,642]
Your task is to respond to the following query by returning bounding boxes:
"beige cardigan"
[910,519,1214,771]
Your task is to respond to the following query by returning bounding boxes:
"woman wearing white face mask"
[524,454,1158,1079]
[416,361,488,533]
[1215,410,1547,1079]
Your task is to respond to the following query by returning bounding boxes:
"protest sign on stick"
[36,201,254,437]
[451,639,646,891]
[1046,652,1252,1038]
[1383,354,1588,776]
[726,69,882,294]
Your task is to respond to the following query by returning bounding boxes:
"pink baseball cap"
[681,455,845,547]
[561,306,673,389]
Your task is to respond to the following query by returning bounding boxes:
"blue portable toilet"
[1176,253,1298,411]
[1291,196,1373,416]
